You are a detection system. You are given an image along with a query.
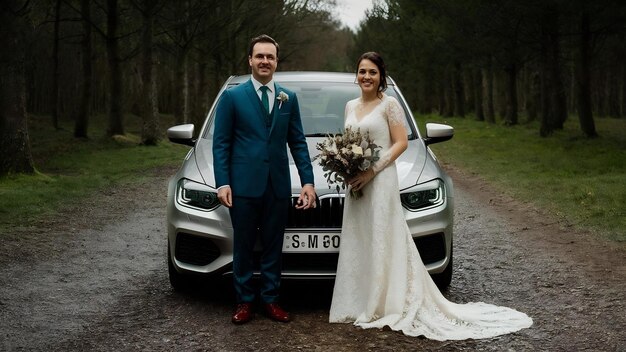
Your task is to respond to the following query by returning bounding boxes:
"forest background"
[1,0,624,240]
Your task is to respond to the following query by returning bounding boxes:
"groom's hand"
[217,186,233,208]
[295,184,316,210]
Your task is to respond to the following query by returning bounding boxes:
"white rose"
[277,91,289,102]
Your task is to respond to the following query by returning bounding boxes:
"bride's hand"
[349,169,375,192]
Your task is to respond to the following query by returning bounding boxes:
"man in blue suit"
[213,34,316,324]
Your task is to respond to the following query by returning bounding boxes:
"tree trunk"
[619,60,626,117]
[473,67,484,121]
[463,69,474,113]
[196,60,210,126]
[74,0,92,138]
[519,67,528,115]
[527,71,540,122]
[443,67,454,117]
[453,61,465,117]
[600,70,610,116]
[482,65,495,123]
[188,60,198,126]
[494,72,507,119]
[576,9,597,137]
[436,74,445,115]
[607,65,620,118]
[0,1,35,175]
[540,19,552,137]
[549,12,568,130]
[211,52,222,108]
[107,0,124,136]
[140,0,159,145]
[423,73,436,114]
[51,0,61,130]
[504,62,518,125]
[174,51,189,125]
[0,66,34,175]
[540,5,567,136]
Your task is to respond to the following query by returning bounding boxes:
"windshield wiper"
[305,133,340,137]
[305,132,330,137]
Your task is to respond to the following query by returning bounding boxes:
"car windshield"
[203,80,416,139]
[281,82,358,136]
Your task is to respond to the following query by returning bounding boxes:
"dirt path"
[1,165,624,351]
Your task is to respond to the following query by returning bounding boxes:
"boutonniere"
[277,91,289,109]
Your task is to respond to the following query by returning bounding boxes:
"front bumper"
[167,178,454,278]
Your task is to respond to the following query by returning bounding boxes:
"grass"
[0,113,189,232]
[415,113,626,242]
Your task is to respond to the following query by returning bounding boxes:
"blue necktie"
[260,86,270,115]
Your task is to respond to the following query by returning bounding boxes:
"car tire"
[432,242,453,290]
[167,245,194,291]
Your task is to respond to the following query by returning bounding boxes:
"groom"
[213,34,316,324]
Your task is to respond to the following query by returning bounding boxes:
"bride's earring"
[354,77,359,84]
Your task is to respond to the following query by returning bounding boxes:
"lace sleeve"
[371,97,406,174]
[385,96,406,126]
[344,99,356,124]
[371,148,393,175]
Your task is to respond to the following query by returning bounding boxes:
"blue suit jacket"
[212,79,314,199]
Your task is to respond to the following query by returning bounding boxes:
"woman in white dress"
[329,52,533,340]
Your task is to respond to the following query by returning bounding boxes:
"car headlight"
[176,178,220,211]
[400,179,445,211]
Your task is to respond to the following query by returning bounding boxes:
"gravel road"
[1,165,624,351]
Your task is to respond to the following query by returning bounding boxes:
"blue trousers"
[229,181,289,303]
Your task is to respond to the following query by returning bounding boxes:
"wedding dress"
[329,95,532,340]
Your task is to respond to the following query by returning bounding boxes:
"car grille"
[175,233,221,266]
[287,195,344,229]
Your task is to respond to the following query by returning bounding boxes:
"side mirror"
[424,123,454,145]
[167,124,196,146]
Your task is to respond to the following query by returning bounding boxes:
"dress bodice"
[344,94,405,154]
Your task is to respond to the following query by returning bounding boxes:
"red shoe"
[232,303,253,324]
[264,303,290,323]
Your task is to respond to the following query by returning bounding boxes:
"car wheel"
[432,242,453,290]
[167,245,194,291]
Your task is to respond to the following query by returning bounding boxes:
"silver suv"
[166,72,455,289]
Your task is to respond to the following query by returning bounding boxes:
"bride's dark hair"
[356,52,387,92]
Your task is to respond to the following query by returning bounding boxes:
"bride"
[328,52,533,340]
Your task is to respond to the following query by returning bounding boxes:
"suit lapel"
[270,83,282,133]
[244,80,268,125]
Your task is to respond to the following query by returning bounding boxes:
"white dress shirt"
[251,77,275,114]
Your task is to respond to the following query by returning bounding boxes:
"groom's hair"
[248,34,280,58]
[356,52,388,92]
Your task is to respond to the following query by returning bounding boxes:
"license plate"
[283,233,340,252]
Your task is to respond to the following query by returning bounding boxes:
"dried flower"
[313,126,381,199]
[277,91,289,109]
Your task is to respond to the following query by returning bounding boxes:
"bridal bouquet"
[313,126,381,199]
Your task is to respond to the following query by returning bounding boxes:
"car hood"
[193,137,430,195]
